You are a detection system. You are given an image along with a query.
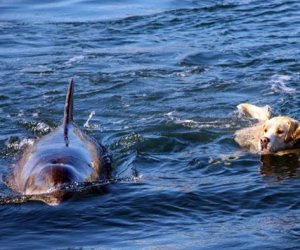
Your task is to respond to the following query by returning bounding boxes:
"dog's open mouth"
[260,145,276,154]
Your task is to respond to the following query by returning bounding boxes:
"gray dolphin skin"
[7,79,111,205]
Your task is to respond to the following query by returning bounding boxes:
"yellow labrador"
[235,103,300,153]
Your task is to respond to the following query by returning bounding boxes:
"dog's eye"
[277,129,284,135]
[264,129,267,133]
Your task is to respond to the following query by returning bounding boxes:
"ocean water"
[1,0,300,248]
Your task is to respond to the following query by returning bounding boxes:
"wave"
[270,74,296,94]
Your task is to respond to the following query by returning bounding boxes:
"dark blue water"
[1,0,300,248]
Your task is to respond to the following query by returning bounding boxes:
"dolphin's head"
[24,164,79,193]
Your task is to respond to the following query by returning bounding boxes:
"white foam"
[175,66,207,78]
[270,74,296,94]
[166,111,201,128]
[6,138,35,152]
[112,119,125,125]
[65,55,85,65]
[165,111,228,129]
[20,65,53,74]
[17,110,24,117]
[34,122,52,134]
[19,138,35,148]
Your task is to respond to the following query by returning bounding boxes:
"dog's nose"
[260,137,270,149]
[261,137,270,144]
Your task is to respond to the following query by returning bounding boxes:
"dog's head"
[259,116,300,153]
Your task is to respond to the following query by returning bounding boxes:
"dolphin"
[6,79,111,205]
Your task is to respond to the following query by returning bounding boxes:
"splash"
[18,120,52,136]
[34,122,52,135]
[83,111,96,128]
[5,137,35,154]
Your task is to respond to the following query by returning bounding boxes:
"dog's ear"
[237,103,271,121]
[285,120,300,143]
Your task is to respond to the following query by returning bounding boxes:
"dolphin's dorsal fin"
[63,78,74,146]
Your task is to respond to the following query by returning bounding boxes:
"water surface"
[1,0,300,248]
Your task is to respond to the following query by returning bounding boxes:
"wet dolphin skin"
[7,79,111,205]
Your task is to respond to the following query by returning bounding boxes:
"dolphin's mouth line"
[0,177,141,206]
[49,176,142,192]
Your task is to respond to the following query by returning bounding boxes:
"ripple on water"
[1,0,300,249]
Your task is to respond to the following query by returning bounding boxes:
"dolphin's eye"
[277,129,284,135]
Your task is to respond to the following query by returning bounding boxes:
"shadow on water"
[259,152,300,180]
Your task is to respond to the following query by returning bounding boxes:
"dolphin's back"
[8,79,111,200]
[11,124,105,195]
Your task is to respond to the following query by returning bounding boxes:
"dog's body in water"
[6,79,111,205]
[235,103,300,153]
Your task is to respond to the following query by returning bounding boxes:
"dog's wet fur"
[235,103,300,153]
[6,79,111,205]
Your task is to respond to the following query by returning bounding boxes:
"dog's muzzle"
[260,137,270,150]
